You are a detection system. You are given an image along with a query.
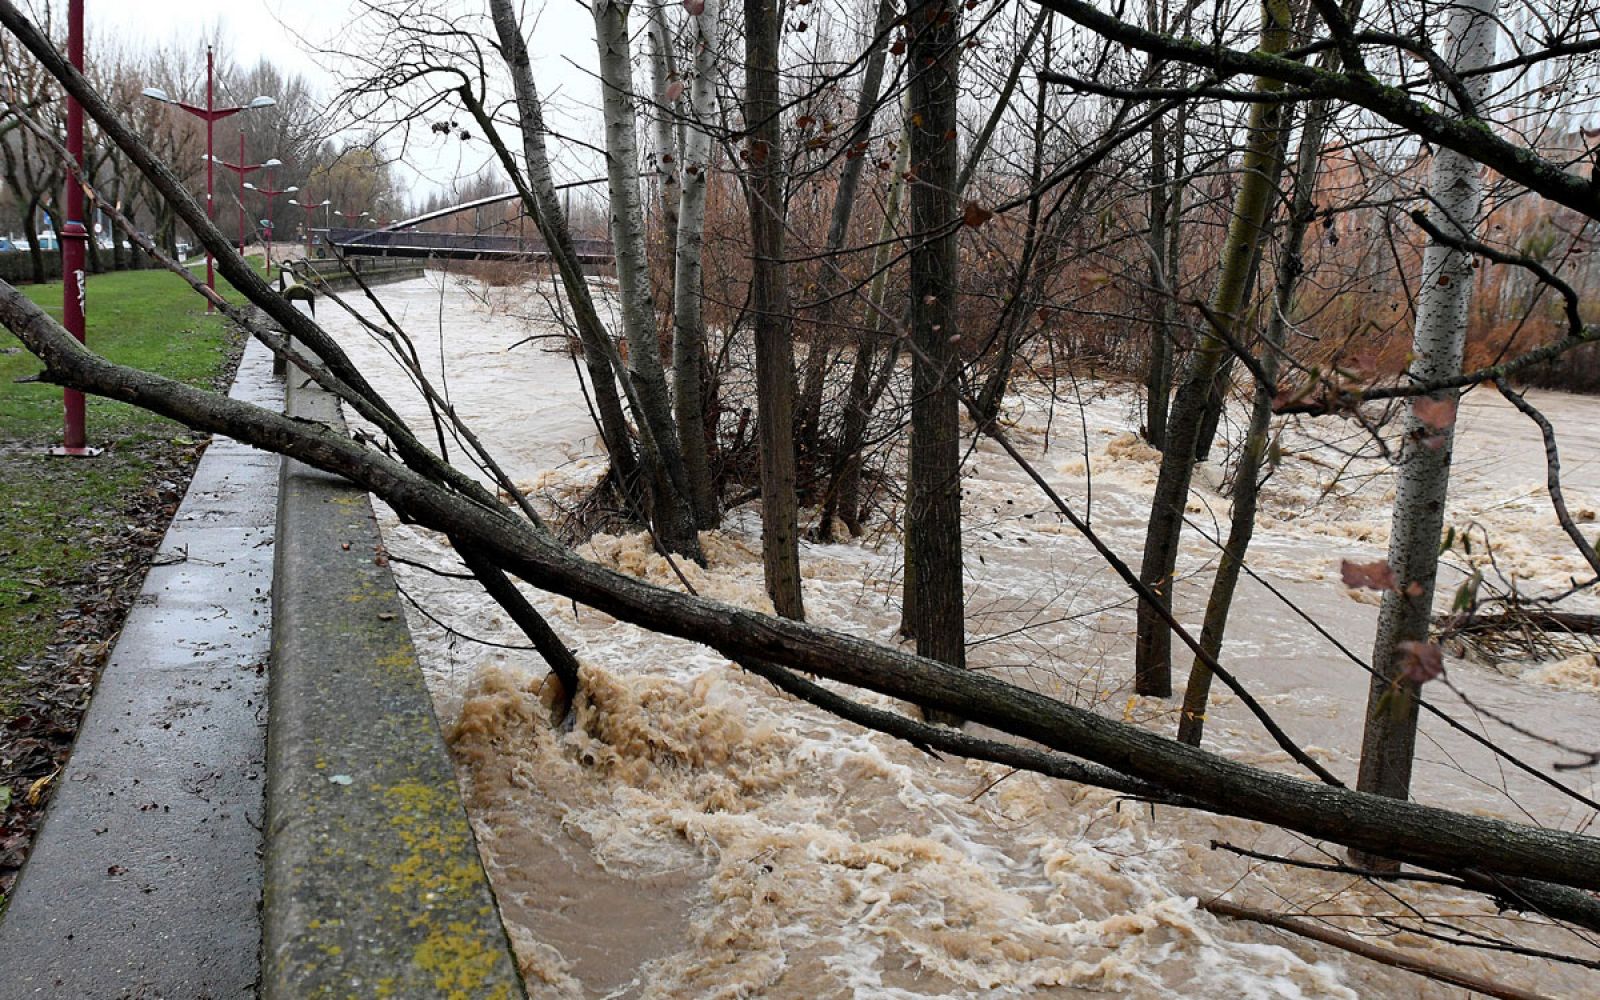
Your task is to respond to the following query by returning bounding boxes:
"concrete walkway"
[0,337,280,999]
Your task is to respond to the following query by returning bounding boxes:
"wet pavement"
[0,337,279,999]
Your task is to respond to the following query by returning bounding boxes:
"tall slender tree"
[905,0,965,722]
[1132,0,1293,696]
[486,0,647,532]
[672,0,721,529]
[744,0,805,617]
[594,0,705,562]
[1353,0,1499,865]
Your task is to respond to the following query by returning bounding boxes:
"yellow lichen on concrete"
[376,648,417,674]
[413,921,515,999]
[378,780,513,992]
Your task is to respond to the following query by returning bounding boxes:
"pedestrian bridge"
[321,226,613,263]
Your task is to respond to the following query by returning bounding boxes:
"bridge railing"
[320,227,614,262]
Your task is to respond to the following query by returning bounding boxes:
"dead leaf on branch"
[1340,559,1397,592]
[1397,640,1445,685]
[1413,395,1457,431]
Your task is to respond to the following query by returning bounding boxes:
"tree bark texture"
[672,0,721,529]
[594,0,705,562]
[647,1,681,259]
[1134,0,1292,696]
[743,0,805,618]
[906,0,966,722]
[1355,0,1498,844]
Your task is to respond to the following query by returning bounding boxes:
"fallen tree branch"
[6,284,1600,900]
[1441,609,1600,638]
[1200,897,1555,1000]
[1493,381,1600,579]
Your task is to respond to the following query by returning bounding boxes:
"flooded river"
[319,273,1600,997]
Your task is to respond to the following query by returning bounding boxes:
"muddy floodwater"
[319,273,1600,998]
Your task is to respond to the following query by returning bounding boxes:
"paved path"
[0,337,279,999]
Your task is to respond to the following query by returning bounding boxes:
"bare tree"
[743,0,804,618]
[903,0,965,721]
[671,0,721,528]
[1132,0,1294,696]
[1353,0,1498,864]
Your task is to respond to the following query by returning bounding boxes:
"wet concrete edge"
[263,360,526,998]
[295,261,425,294]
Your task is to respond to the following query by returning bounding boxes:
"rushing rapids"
[321,273,1600,998]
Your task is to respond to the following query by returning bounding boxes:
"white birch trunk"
[647,1,681,255]
[486,0,645,510]
[1355,0,1499,819]
[593,0,704,560]
[672,0,720,527]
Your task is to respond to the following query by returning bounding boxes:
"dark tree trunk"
[485,0,650,533]
[744,0,805,618]
[1133,0,1292,696]
[905,0,966,723]
[795,0,898,451]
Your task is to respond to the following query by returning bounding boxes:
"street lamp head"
[243,182,257,191]
[284,186,300,194]
[287,198,302,207]
[263,158,283,168]
[141,87,172,103]
[248,96,277,109]
[319,199,331,207]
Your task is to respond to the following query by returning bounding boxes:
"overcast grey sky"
[81,1,604,203]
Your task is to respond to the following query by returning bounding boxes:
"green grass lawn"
[0,265,248,712]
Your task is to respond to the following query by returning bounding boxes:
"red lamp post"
[51,0,95,456]
[215,128,281,255]
[288,196,330,258]
[332,209,370,227]
[244,179,297,273]
[142,48,275,312]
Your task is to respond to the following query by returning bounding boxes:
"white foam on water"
[320,274,1600,998]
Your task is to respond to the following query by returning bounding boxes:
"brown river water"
[318,273,1600,998]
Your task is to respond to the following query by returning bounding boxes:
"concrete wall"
[264,363,526,998]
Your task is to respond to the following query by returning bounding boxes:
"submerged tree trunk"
[672,0,720,529]
[744,0,805,618]
[1179,102,1337,744]
[905,0,966,723]
[821,97,913,541]
[794,0,898,450]
[13,0,1600,930]
[594,0,705,562]
[486,0,645,521]
[1178,0,1368,742]
[1354,0,1498,866]
[1133,0,1292,697]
